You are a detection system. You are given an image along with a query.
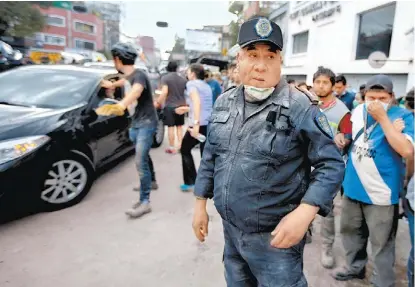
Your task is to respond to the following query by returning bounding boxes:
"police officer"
[191,17,345,287]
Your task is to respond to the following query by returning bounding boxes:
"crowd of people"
[93,15,414,287]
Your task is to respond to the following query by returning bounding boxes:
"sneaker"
[125,203,152,218]
[130,199,141,209]
[133,181,158,191]
[332,266,366,281]
[180,184,194,192]
[321,248,335,269]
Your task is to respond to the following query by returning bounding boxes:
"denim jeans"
[222,220,307,287]
[129,127,156,204]
[405,203,414,287]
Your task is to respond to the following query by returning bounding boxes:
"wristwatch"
[193,120,200,126]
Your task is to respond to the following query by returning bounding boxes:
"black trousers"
[180,126,207,185]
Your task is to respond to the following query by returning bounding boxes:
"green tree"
[229,20,239,47]
[98,49,112,60]
[171,35,185,54]
[0,2,50,37]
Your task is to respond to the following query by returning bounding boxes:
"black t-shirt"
[161,72,187,107]
[126,69,158,128]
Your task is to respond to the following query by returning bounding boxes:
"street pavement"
[0,131,411,287]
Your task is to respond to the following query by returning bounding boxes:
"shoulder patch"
[314,112,333,139]
[294,87,320,105]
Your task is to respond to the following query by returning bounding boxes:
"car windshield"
[0,68,98,109]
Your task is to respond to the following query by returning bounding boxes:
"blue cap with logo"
[237,17,283,50]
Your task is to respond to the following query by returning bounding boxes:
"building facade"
[86,1,121,52]
[35,4,104,52]
[278,1,414,96]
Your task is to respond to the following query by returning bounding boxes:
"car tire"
[152,114,165,148]
[38,151,95,212]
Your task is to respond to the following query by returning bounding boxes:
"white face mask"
[244,86,275,101]
[365,99,390,111]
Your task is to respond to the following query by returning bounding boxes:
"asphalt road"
[0,133,411,287]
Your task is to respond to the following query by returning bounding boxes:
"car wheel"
[152,117,164,148]
[39,151,94,211]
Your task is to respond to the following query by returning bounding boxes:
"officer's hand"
[192,199,209,242]
[270,204,318,249]
[95,103,126,117]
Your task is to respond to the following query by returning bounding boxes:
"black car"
[0,65,164,221]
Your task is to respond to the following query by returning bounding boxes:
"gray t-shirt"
[161,72,187,107]
[126,69,158,128]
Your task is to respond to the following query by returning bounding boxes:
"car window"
[0,68,98,109]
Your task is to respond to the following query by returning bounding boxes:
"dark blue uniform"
[194,82,345,286]
[194,16,345,287]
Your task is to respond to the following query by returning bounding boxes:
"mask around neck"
[244,85,275,102]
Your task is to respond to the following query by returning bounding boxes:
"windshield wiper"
[0,101,33,108]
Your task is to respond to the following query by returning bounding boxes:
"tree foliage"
[229,20,239,47]
[0,2,51,37]
[171,35,185,54]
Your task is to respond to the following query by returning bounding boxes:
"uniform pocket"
[241,157,270,182]
[253,123,291,162]
[208,112,231,147]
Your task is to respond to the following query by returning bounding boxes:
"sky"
[120,1,237,52]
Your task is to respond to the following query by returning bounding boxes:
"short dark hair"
[189,64,205,80]
[335,75,347,85]
[359,84,366,91]
[166,61,178,72]
[287,79,296,84]
[114,55,135,65]
[313,66,335,86]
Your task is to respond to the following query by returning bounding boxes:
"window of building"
[43,34,66,46]
[46,15,65,27]
[75,39,95,50]
[74,21,95,34]
[292,31,309,54]
[355,3,396,60]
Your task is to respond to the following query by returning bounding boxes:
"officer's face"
[313,75,333,98]
[237,44,281,88]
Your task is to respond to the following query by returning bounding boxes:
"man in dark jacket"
[191,17,345,287]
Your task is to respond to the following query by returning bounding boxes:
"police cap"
[238,17,283,51]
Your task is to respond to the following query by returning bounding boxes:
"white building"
[272,1,414,96]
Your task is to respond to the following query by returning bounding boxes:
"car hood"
[0,104,85,141]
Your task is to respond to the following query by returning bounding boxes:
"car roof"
[18,64,118,77]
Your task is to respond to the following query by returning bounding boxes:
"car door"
[87,87,130,165]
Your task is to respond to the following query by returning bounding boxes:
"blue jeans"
[405,203,414,287]
[222,220,307,287]
[129,127,156,204]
